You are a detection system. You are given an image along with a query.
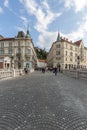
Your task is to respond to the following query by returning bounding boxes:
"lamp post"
[77,55,80,69]
[76,53,80,78]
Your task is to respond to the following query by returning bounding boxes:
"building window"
[26,49,31,54]
[1,42,4,48]
[18,42,21,53]
[75,58,77,62]
[9,42,12,47]
[66,44,67,48]
[26,42,30,46]
[70,46,73,50]
[66,51,67,55]
[75,47,77,51]
[8,49,12,54]
[70,58,72,61]
[56,57,60,60]
[56,44,60,48]
[75,53,77,57]
[70,52,73,56]
[56,51,60,55]
[18,42,20,47]
[65,64,67,68]
[0,50,4,54]
[18,48,21,53]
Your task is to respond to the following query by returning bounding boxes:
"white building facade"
[0,30,37,71]
[47,33,87,70]
[37,59,47,69]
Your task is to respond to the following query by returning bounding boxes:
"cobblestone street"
[0,71,87,130]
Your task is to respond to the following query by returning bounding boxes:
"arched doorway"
[4,57,11,69]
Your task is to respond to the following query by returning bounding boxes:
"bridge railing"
[0,70,13,79]
[63,69,87,79]
[0,69,25,80]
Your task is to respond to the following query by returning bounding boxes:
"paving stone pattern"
[0,72,87,130]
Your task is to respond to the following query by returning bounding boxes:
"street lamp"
[77,54,80,69]
[76,53,80,78]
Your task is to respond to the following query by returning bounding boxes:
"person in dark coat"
[42,68,45,73]
[54,67,58,76]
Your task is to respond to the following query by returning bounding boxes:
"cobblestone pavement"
[0,71,87,130]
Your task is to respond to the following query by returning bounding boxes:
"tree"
[35,47,48,60]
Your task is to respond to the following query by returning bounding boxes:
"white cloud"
[19,0,62,32]
[62,0,87,12]
[20,16,28,27]
[19,0,62,50]
[38,14,87,50]
[4,0,9,7]
[42,0,50,10]
[37,31,57,50]
[35,8,61,32]
[19,0,38,14]
[62,15,87,43]
[0,7,3,13]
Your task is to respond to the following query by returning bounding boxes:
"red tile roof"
[0,38,15,41]
[38,59,47,63]
[74,40,82,45]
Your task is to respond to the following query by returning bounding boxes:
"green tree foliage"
[35,47,48,60]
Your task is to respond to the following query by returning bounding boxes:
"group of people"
[24,66,59,75]
[41,66,59,76]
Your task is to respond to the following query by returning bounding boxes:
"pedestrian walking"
[42,68,45,73]
[53,67,58,76]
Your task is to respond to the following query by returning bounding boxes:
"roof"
[74,40,82,45]
[0,37,15,41]
[17,31,25,38]
[0,35,4,40]
[38,59,47,63]
[0,38,14,41]
[61,38,73,44]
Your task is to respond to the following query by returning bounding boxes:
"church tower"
[26,24,31,39]
[56,32,61,42]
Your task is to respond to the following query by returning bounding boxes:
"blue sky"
[0,0,87,50]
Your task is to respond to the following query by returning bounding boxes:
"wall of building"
[47,37,87,70]
[0,31,37,70]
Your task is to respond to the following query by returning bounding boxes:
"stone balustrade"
[63,69,87,79]
[0,69,25,80]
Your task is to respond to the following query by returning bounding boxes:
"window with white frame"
[0,50,4,54]
[26,49,31,54]
[26,42,31,46]
[56,51,60,55]
[1,42,4,48]
[9,42,12,47]
[8,49,12,54]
